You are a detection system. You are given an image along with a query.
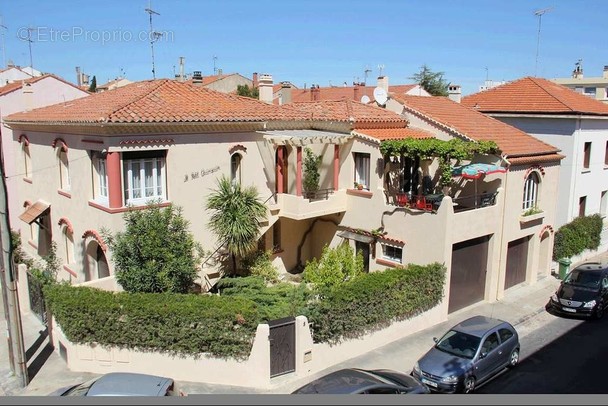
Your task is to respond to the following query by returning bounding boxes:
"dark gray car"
[49,372,182,396]
[411,315,520,393]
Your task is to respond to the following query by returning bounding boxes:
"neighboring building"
[462,76,608,256]
[96,77,133,92]
[479,79,507,92]
[187,71,254,94]
[5,78,562,317]
[551,61,608,104]
[270,75,430,105]
[0,64,41,85]
[0,74,89,230]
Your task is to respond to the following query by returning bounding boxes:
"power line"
[534,7,553,77]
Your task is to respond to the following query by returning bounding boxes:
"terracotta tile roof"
[289,84,418,103]
[391,94,561,158]
[0,74,85,97]
[5,79,309,124]
[288,99,408,128]
[461,76,608,115]
[355,127,434,141]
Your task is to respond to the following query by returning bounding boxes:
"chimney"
[252,72,259,89]
[377,76,389,92]
[572,60,584,79]
[179,57,185,82]
[353,83,360,101]
[258,73,273,103]
[217,68,223,76]
[310,84,320,101]
[192,71,203,86]
[22,83,33,111]
[76,67,81,86]
[603,65,608,80]
[279,82,292,105]
[448,84,462,103]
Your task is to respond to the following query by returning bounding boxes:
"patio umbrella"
[452,163,507,207]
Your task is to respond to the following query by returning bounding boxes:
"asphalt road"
[476,308,608,394]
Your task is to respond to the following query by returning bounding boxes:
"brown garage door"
[505,236,529,290]
[449,235,490,314]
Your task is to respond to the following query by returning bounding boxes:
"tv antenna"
[145,0,163,79]
[378,64,385,77]
[17,26,34,71]
[0,16,7,68]
[534,7,553,77]
[364,66,372,85]
[213,55,218,75]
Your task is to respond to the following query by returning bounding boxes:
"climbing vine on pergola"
[379,138,501,187]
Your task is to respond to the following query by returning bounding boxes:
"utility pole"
[145,1,163,79]
[534,7,553,77]
[0,127,28,387]
[213,55,218,75]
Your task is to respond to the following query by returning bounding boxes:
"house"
[0,74,90,229]
[550,61,608,104]
[270,75,430,105]
[0,64,42,85]
[96,77,132,92]
[462,76,608,255]
[186,71,254,94]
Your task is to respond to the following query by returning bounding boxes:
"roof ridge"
[527,77,576,113]
[106,79,170,122]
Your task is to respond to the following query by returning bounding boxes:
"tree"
[103,202,200,293]
[88,75,97,92]
[206,176,267,274]
[236,84,259,99]
[303,147,322,196]
[409,65,449,96]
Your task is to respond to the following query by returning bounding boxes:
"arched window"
[522,172,540,210]
[230,153,242,184]
[58,148,70,191]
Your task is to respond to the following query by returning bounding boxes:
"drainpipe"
[494,161,509,303]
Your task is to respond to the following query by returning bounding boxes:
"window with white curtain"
[97,157,108,200]
[123,151,167,204]
[522,172,540,210]
[354,152,370,189]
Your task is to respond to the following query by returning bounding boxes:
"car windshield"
[435,330,480,359]
[564,269,601,289]
[62,377,99,396]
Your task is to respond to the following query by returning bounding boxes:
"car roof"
[572,262,608,273]
[292,368,397,394]
[87,372,174,396]
[451,315,511,338]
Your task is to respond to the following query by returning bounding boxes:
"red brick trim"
[58,217,74,234]
[88,200,172,214]
[57,190,72,198]
[52,137,68,152]
[376,258,401,268]
[82,229,108,252]
[18,134,29,146]
[82,139,104,144]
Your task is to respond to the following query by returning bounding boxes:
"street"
[477,309,607,394]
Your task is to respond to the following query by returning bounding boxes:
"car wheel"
[595,303,604,320]
[507,348,519,368]
[463,376,476,394]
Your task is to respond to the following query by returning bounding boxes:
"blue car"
[412,315,520,393]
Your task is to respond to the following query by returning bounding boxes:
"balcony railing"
[303,188,334,201]
[452,191,498,213]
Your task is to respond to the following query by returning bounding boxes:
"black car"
[291,368,430,394]
[548,261,608,319]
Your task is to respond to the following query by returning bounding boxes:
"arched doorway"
[275,146,289,194]
[538,231,551,280]
[85,240,110,280]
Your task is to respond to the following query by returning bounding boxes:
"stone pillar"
[107,152,123,209]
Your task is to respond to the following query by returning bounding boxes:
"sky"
[0,0,606,96]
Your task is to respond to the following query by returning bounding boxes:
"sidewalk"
[3,250,607,396]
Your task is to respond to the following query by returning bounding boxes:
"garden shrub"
[241,250,279,283]
[303,243,364,289]
[553,214,603,260]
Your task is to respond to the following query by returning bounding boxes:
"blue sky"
[1,0,606,95]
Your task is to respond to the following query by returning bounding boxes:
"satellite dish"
[360,95,371,104]
[373,87,388,105]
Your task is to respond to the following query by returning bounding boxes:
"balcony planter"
[519,210,545,224]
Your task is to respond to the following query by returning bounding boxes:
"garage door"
[505,236,529,290]
[449,235,490,313]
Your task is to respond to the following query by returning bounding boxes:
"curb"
[513,305,547,327]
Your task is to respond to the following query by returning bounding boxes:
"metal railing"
[303,188,334,201]
[452,191,498,212]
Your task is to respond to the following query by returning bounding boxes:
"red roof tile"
[5,79,309,124]
[356,127,434,141]
[391,94,561,158]
[288,99,407,127]
[462,77,608,115]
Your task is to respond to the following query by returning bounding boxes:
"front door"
[269,317,295,378]
[355,241,370,273]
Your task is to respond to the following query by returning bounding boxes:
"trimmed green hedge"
[553,214,603,261]
[44,284,261,360]
[305,262,446,344]
[44,262,445,358]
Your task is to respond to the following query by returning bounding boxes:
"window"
[58,149,70,191]
[354,153,370,189]
[498,328,514,344]
[382,243,402,264]
[272,222,281,252]
[579,196,587,217]
[230,153,242,184]
[23,144,31,178]
[92,153,108,202]
[574,86,583,94]
[481,332,500,354]
[123,151,167,205]
[601,191,607,217]
[584,87,596,97]
[583,142,591,169]
[522,172,540,210]
[604,141,608,166]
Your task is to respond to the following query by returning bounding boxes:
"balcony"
[276,189,347,220]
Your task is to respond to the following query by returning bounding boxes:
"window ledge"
[23,177,32,184]
[57,190,72,198]
[347,188,373,198]
[88,200,172,214]
[581,169,591,174]
[519,211,545,224]
[376,258,402,268]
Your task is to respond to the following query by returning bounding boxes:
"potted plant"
[303,148,322,197]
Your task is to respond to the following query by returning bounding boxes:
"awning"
[19,200,50,224]
[452,163,507,180]
[337,230,374,244]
